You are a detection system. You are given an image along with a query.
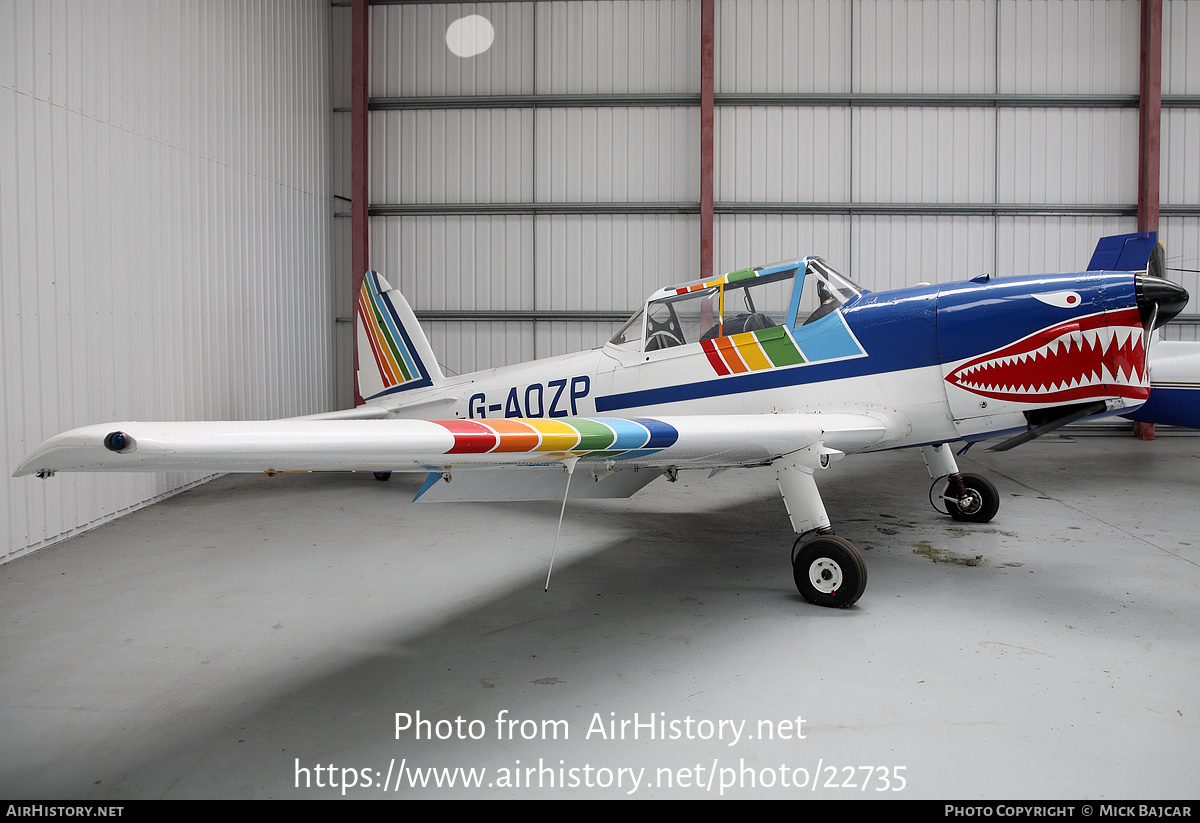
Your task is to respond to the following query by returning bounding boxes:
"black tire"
[373,471,392,482]
[945,473,999,523]
[792,535,867,608]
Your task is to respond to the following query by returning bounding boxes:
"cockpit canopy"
[608,257,864,352]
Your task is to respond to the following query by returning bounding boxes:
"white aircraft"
[14,233,1191,608]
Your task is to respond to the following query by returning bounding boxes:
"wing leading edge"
[14,413,891,478]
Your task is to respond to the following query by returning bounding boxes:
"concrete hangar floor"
[1,435,1196,799]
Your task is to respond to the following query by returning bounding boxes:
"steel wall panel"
[997,108,1139,204]
[536,0,698,94]
[1160,326,1199,343]
[1163,0,1200,95]
[373,109,535,204]
[425,320,538,376]
[1161,1,1200,344]
[333,112,353,205]
[333,209,356,409]
[715,0,851,93]
[997,215,1137,277]
[850,215,997,291]
[853,0,996,93]
[371,215,535,312]
[1161,216,1198,324]
[535,320,627,362]
[714,106,851,202]
[422,321,630,376]
[1162,109,1200,207]
[998,0,1139,94]
[852,107,996,203]
[536,107,699,203]
[535,214,699,311]
[331,0,353,110]
[713,214,851,276]
[2,0,335,563]
[370,212,697,369]
[373,2,535,97]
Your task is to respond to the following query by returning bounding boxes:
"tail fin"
[356,271,443,401]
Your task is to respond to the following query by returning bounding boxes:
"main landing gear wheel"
[944,473,999,523]
[791,535,867,608]
[373,471,392,482]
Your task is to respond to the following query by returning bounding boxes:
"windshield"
[796,258,863,326]
[608,308,645,350]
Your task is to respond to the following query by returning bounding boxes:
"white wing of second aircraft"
[13,413,893,496]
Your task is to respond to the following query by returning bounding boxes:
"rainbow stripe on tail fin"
[356,271,443,401]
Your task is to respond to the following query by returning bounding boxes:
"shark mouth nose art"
[945,307,1149,404]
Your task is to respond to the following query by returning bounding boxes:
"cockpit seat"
[723,312,775,336]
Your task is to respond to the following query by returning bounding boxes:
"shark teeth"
[948,318,1148,400]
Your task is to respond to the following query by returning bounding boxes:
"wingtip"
[13,443,55,478]
[11,423,132,477]
[12,459,47,478]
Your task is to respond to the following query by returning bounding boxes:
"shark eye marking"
[1033,291,1081,308]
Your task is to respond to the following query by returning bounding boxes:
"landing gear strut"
[943,473,999,522]
[774,446,866,608]
[772,442,1002,607]
[921,444,1000,523]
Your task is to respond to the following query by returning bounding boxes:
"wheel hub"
[808,558,843,595]
[957,490,983,514]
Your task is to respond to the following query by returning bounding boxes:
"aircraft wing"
[13,413,892,478]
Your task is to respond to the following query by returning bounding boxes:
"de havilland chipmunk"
[14,232,1194,608]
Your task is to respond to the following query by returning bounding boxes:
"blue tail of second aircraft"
[1087,231,1165,278]
[1088,233,1200,430]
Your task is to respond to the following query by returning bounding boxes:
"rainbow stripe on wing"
[433,417,679,460]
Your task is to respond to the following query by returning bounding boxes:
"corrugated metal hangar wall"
[338,0,1199,386]
[1,1,337,562]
